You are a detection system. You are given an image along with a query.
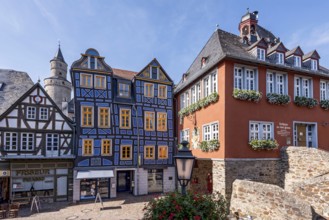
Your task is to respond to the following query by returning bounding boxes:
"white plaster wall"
[163,167,176,193]
[73,170,80,202]
[137,168,148,195]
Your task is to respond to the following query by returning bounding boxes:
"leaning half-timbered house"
[0,82,74,203]
[71,48,175,202]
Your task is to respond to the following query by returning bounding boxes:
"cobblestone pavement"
[15,193,156,220]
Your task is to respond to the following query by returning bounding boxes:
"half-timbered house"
[0,80,74,203]
[71,48,175,202]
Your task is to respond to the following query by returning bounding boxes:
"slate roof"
[0,69,34,115]
[303,50,320,60]
[175,27,329,94]
[285,46,304,57]
[51,46,66,63]
[267,42,288,55]
[112,68,138,80]
[256,25,277,44]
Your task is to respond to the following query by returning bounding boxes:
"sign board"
[276,122,291,137]
[0,170,10,177]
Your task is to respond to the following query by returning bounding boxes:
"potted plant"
[320,100,329,110]
[266,93,290,105]
[233,89,262,102]
[249,139,279,151]
[294,96,318,108]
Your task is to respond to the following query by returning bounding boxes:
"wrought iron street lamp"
[174,140,195,195]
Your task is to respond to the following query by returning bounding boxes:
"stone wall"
[230,179,313,220]
[190,159,214,194]
[281,146,329,191]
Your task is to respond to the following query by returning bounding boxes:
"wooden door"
[297,124,307,146]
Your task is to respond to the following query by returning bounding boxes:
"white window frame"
[46,133,59,152]
[234,66,258,91]
[191,86,196,104]
[185,91,190,107]
[150,66,159,80]
[266,71,287,95]
[196,83,201,101]
[203,122,219,141]
[211,72,217,93]
[294,56,301,67]
[180,129,190,142]
[4,132,18,151]
[294,76,312,98]
[39,107,49,120]
[203,76,210,97]
[234,67,243,90]
[320,80,329,101]
[27,106,36,119]
[180,93,185,109]
[277,52,284,65]
[21,133,34,151]
[245,69,255,91]
[311,59,318,71]
[257,48,265,61]
[249,121,274,140]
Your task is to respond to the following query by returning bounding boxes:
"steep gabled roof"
[135,58,173,84]
[247,38,268,50]
[112,68,138,80]
[285,46,304,57]
[51,46,66,63]
[303,50,321,60]
[0,69,34,116]
[267,42,288,55]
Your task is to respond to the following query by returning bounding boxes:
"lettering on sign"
[23,177,45,182]
[16,169,50,176]
[276,122,291,137]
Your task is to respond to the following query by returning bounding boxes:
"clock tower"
[239,9,259,44]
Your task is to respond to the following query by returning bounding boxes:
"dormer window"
[277,53,284,65]
[151,66,159,80]
[257,48,265,61]
[294,56,301,67]
[311,59,318,71]
[88,56,97,69]
[201,57,207,68]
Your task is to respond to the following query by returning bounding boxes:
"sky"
[1,0,329,85]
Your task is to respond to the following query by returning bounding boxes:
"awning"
[76,170,114,179]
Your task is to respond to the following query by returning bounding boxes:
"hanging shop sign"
[0,170,10,177]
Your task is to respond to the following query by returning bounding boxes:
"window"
[21,133,34,151]
[249,122,273,140]
[89,57,96,69]
[95,75,106,89]
[27,106,36,119]
[98,107,110,127]
[118,83,130,97]
[158,146,168,159]
[120,109,131,129]
[40,107,49,120]
[196,83,201,101]
[158,85,167,99]
[101,139,112,156]
[266,72,287,95]
[191,86,196,104]
[185,91,189,107]
[46,134,59,152]
[295,76,312,98]
[121,145,132,160]
[203,122,219,141]
[204,77,210,97]
[277,53,284,64]
[180,129,190,142]
[0,83,4,91]
[151,66,158,80]
[157,112,167,131]
[144,83,154,97]
[234,67,257,91]
[212,73,217,93]
[294,56,301,67]
[257,48,265,61]
[4,132,17,150]
[81,106,93,127]
[320,80,329,101]
[145,112,155,131]
[311,59,318,71]
[82,139,93,156]
[180,93,185,109]
[144,146,155,159]
[80,74,93,88]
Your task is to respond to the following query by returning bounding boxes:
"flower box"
[249,139,278,151]
[199,140,219,152]
[294,96,318,108]
[233,89,262,102]
[320,100,329,110]
[266,93,290,105]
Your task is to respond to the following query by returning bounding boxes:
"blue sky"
[1,0,329,84]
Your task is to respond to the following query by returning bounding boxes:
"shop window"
[148,169,163,193]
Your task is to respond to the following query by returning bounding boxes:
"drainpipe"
[133,104,140,196]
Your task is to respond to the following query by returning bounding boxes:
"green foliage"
[178,92,219,118]
[266,93,290,105]
[142,191,228,220]
[294,96,318,108]
[199,140,220,152]
[320,100,329,110]
[249,139,279,151]
[232,89,262,102]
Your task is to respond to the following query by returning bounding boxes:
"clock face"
[242,25,249,35]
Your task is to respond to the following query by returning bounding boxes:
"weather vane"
[58,39,61,48]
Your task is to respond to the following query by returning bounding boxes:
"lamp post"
[174,140,195,195]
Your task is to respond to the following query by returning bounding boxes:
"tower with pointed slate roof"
[44,45,72,110]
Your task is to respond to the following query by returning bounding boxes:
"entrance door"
[296,124,307,146]
[117,171,131,192]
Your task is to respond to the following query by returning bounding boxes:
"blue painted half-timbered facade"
[71,48,175,201]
